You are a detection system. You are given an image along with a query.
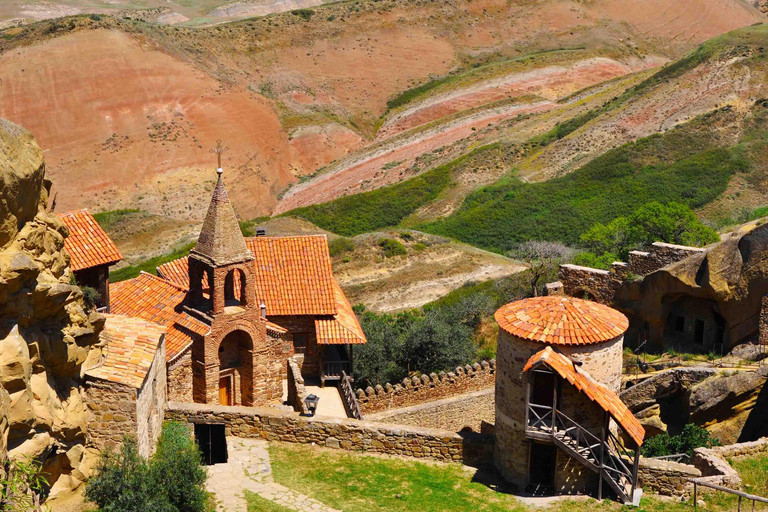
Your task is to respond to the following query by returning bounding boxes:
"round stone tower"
[493,295,629,491]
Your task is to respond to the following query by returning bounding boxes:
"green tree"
[150,422,208,512]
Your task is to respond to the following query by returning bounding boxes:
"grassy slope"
[268,443,768,512]
[278,25,768,252]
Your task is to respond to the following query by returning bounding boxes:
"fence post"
[739,495,742,512]
[693,481,697,511]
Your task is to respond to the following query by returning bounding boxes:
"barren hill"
[0,0,763,224]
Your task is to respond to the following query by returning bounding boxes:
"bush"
[292,8,314,20]
[642,424,721,457]
[0,458,48,512]
[378,238,407,258]
[328,237,355,257]
[86,422,208,512]
[82,286,102,311]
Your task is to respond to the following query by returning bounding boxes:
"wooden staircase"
[526,403,641,505]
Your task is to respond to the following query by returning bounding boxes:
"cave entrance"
[194,423,228,465]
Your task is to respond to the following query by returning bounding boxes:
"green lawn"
[245,491,294,512]
[266,443,768,512]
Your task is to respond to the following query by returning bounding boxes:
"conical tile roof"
[191,170,253,267]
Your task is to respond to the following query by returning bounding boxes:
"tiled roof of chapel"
[59,210,122,271]
[110,272,210,362]
[157,235,337,316]
[495,296,628,345]
[84,314,166,389]
[524,347,645,446]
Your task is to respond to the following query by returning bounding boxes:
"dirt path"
[207,437,340,512]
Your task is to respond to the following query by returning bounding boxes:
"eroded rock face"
[0,119,104,509]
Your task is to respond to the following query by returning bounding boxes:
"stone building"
[58,210,123,311]
[83,314,167,458]
[109,167,366,408]
[494,296,644,503]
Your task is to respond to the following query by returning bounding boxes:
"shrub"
[642,424,721,457]
[0,458,48,512]
[292,9,314,20]
[328,237,355,257]
[86,422,208,512]
[82,286,102,311]
[412,243,427,252]
[378,238,407,258]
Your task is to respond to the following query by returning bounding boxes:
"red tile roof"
[495,296,628,345]
[315,281,366,345]
[157,236,337,317]
[85,314,166,389]
[110,272,209,362]
[59,210,122,271]
[524,347,644,446]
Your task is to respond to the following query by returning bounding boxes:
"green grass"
[109,242,195,282]
[267,443,768,512]
[422,109,750,253]
[92,209,141,231]
[245,491,294,512]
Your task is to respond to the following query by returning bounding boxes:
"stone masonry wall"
[136,338,167,458]
[559,264,622,305]
[760,295,768,345]
[287,356,309,415]
[165,401,494,465]
[84,380,137,451]
[628,243,705,276]
[638,458,701,497]
[168,351,194,403]
[690,436,768,489]
[365,389,495,433]
[356,360,495,415]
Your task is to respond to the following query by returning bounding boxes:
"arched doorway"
[218,329,254,406]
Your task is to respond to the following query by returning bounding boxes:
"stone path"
[303,384,347,418]
[206,437,341,512]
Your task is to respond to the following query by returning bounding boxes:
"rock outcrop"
[0,118,104,509]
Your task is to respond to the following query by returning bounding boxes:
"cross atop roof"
[210,140,229,173]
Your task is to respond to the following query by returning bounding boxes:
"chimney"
[256,227,267,237]
[260,301,267,319]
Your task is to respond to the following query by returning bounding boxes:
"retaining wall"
[356,361,495,415]
[165,401,494,466]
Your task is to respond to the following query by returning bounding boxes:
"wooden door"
[219,377,231,405]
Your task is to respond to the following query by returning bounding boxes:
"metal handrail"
[691,478,768,511]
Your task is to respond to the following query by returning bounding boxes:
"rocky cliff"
[0,118,104,509]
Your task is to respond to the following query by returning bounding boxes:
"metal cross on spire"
[210,140,229,173]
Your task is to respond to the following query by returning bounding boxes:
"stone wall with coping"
[558,264,621,305]
[628,242,705,276]
[356,360,495,415]
[84,380,137,452]
[287,356,309,415]
[365,388,495,433]
[165,401,494,465]
[638,458,701,497]
[691,436,768,489]
[136,337,167,458]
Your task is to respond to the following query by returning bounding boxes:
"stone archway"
[218,329,254,406]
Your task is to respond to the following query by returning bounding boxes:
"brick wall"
[356,361,495,415]
[84,380,137,451]
[365,389,495,433]
[165,401,494,465]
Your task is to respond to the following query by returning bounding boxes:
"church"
[65,164,366,409]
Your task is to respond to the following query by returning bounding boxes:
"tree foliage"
[85,422,208,512]
[642,424,721,457]
[0,459,48,512]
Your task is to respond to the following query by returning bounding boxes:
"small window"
[294,333,308,354]
[675,316,685,332]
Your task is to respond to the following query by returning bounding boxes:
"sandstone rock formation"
[0,118,104,509]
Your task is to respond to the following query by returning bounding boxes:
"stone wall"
[691,436,768,489]
[287,356,309,415]
[165,401,494,466]
[628,243,705,276]
[760,295,768,345]
[356,360,495,415]
[638,458,701,497]
[365,389,494,433]
[168,351,193,403]
[136,338,167,458]
[268,316,318,376]
[558,264,621,305]
[84,380,137,451]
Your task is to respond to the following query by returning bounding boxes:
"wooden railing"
[322,361,352,380]
[340,371,363,420]
[526,403,637,504]
[691,478,768,511]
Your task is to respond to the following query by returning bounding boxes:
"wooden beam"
[631,443,641,501]
[525,376,532,429]
[598,411,608,500]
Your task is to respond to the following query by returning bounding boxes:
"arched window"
[224,268,247,306]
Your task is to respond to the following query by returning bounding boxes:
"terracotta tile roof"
[110,272,209,362]
[315,280,366,345]
[495,296,628,345]
[85,314,165,389]
[58,210,122,271]
[157,235,337,316]
[524,347,645,446]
